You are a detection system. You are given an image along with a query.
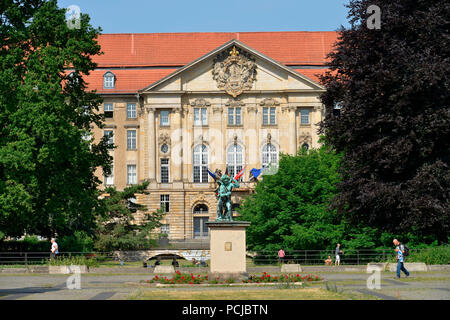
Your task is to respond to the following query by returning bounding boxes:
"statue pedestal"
[205,221,251,279]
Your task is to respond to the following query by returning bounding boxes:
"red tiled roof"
[82,32,338,93]
[294,69,329,84]
[94,32,338,68]
[83,69,177,94]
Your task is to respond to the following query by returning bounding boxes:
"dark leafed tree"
[94,181,166,251]
[0,0,112,238]
[320,0,449,242]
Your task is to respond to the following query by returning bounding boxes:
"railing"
[0,252,117,266]
[0,247,445,267]
[249,249,417,266]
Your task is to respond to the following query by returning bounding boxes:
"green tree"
[238,144,348,252]
[94,181,166,251]
[319,0,449,242]
[0,0,112,238]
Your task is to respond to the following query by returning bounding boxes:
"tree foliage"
[319,0,450,242]
[0,0,112,238]
[238,144,349,252]
[94,181,166,251]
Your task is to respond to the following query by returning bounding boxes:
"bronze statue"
[215,173,240,221]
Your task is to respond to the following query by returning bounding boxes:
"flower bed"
[246,272,322,283]
[142,271,322,285]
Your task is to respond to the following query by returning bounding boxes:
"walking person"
[334,243,342,266]
[278,248,285,264]
[50,238,59,260]
[393,239,410,278]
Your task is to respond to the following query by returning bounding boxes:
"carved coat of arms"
[212,46,257,98]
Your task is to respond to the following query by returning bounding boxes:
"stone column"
[182,106,190,183]
[147,107,156,182]
[288,105,297,155]
[212,105,224,170]
[171,107,183,187]
[246,105,259,170]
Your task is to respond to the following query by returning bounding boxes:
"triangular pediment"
[139,39,324,94]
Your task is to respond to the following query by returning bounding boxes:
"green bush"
[47,255,99,268]
[58,231,94,252]
[0,236,48,252]
[407,247,450,265]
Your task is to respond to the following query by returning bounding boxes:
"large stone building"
[84,32,337,242]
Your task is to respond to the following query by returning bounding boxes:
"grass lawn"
[131,287,351,300]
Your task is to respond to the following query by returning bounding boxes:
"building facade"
[86,32,337,241]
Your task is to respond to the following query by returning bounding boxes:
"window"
[160,195,170,213]
[302,143,309,151]
[333,102,342,116]
[104,130,114,146]
[193,204,209,214]
[68,72,79,86]
[160,224,170,236]
[228,107,242,125]
[81,132,91,142]
[161,144,169,154]
[160,110,169,126]
[127,164,137,185]
[194,108,208,126]
[104,165,114,186]
[300,109,310,125]
[227,144,243,180]
[127,103,136,119]
[104,104,114,118]
[103,72,115,89]
[127,130,137,150]
[193,217,209,238]
[193,144,208,183]
[160,158,169,183]
[262,143,278,166]
[263,107,276,125]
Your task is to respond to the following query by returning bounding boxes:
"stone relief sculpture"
[212,46,257,98]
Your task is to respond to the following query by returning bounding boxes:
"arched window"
[193,204,209,238]
[103,71,115,89]
[193,144,208,183]
[193,204,209,214]
[302,143,309,151]
[227,144,243,180]
[262,143,278,167]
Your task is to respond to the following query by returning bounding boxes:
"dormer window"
[103,71,115,89]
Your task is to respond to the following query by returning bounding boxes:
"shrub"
[407,247,450,265]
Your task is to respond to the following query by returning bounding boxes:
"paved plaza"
[0,270,449,300]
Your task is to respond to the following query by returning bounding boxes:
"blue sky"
[58,0,350,34]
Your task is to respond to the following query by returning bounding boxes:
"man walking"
[50,238,59,260]
[278,248,285,264]
[393,239,410,278]
[335,243,342,266]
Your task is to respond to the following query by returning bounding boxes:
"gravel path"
[0,271,449,300]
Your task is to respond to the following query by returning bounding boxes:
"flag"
[250,164,268,180]
[207,168,216,180]
[234,166,246,180]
